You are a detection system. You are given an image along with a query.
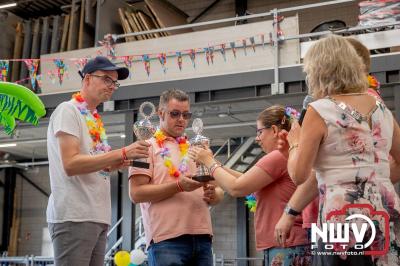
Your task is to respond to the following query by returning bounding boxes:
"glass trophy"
[132,102,156,168]
[190,118,214,182]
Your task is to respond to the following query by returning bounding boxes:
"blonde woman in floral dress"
[286,35,400,265]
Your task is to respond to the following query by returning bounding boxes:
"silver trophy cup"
[132,102,156,168]
[190,118,214,182]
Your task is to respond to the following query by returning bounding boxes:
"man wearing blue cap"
[46,56,150,265]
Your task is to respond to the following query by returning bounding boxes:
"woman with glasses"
[189,105,311,266]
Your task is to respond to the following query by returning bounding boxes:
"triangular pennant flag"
[204,48,210,65]
[209,46,214,64]
[73,58,89,73]
[230,42,237,58]
[0,60,9,81]
[189,49,196,68]
[36,74,43,88]
[24,59,39,90]
[242,39,247,56]
[123,56,134,78]
[142,54,151,76]
[250,37,256,53]
[158,53,167,74]
[48,70,57,84]
[176,52,183,71]
[261,34,265,49]
[53,59,67,85]
[220,44,226,62]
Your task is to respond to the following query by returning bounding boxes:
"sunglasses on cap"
[167,110,192,120]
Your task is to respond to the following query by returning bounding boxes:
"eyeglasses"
[90,74,120,89]
[256,127,268,137]
[167,110,192,120]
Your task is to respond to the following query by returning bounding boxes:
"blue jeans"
[148,234,213,266]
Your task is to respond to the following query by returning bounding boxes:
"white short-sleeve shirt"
[46,101,111,225]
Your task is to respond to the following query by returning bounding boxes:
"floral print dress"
[309,98,400,266]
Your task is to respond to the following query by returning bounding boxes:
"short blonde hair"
[304,35,369,99]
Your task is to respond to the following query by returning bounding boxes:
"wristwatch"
[284,204,301,216]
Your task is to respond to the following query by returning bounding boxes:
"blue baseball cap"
[79,56,129,80]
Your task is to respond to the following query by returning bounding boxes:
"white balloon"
[130,249,146,265]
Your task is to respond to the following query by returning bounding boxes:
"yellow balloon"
[114,250,131,266]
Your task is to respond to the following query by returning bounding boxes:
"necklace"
[154,129,189,178]
[71,92,111,154]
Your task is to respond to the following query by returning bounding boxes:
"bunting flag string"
[4,32,276,83]
[0,60,9,81]
[23,59,39,91]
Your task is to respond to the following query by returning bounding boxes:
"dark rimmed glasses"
[90,74,120,89]
[256,127,270,137]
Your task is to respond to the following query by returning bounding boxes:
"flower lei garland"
[154,129,190,178]
[368,75,380,90]
[72,92,111,153]
[245,194,257,212]
[368,74,381,97]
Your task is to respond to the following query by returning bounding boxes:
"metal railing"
[109,0,400,95]
[113,0,355,40]
[111,0,357,92]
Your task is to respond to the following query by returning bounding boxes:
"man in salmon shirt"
[129,89,224,266]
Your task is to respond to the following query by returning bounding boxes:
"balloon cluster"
[114,249,146,266]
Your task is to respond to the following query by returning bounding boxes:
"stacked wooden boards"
[7,0,96,89]
[118,0,193,42]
